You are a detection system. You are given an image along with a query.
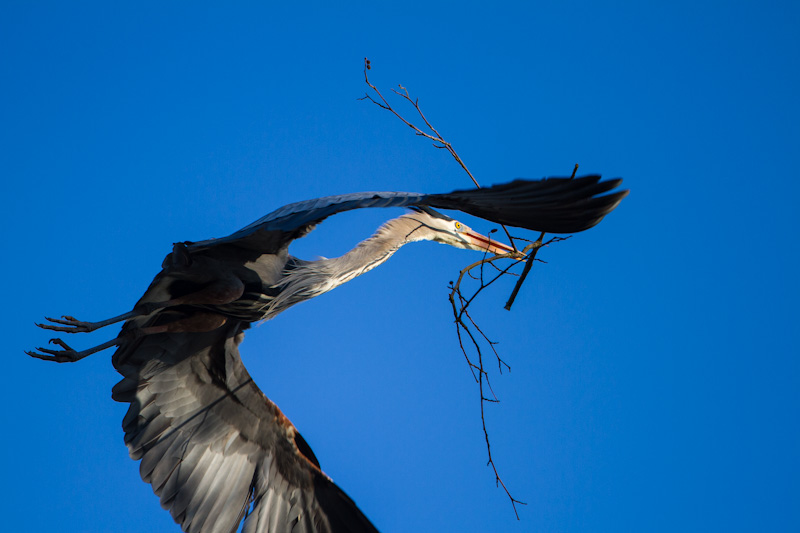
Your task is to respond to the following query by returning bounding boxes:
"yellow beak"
[463,230,516,255]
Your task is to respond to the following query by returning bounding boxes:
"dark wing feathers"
[425,176,629,234]
[311,475,383,533]
[112,315,378,533]
[187,176,627,252]
[113,325,259,533]
[187,192,428,251]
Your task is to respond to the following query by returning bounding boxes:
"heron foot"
[26,334,124,363]
[25,338,85,363]
[36,315,100,334]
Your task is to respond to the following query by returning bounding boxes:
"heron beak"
[463,230,516,255]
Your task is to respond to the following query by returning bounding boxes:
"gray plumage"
[29,176,628,533]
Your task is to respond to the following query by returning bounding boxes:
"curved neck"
[264,213,436,318]
[328,213,436,281]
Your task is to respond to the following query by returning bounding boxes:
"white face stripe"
[401,210,513,255]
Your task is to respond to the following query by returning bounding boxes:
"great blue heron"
[29,176,627,533]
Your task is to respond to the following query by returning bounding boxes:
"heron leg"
[26,337,122,363]
[36,277,245,334]
[141,312,228,335]
[36,311,142,334]
[27,312,229,363]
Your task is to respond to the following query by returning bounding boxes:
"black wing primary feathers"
[426,176,629,234]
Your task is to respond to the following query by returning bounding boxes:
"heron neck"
[325,213,435,284]
[264,214,434,318]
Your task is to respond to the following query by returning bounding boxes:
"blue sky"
[2,2,798,532]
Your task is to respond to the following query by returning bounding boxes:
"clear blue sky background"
[2,2,798,532]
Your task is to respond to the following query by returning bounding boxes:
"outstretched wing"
[187,175,627,252]
[111,311,379,533]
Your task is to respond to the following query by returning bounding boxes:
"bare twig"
[359,58,517,250]
[447,252,528,516]
[360,59,579,518]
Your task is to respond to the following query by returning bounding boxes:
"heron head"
[409,207,516,255]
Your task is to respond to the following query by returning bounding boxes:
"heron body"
[29,176,628,533]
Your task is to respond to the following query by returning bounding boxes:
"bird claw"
[26,338,81,363]
[36,315,98,333]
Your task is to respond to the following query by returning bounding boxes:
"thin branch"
[359,58,517,250]
[447,251,529,516]
[360,60,581,518]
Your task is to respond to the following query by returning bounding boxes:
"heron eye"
[455,222,462,230]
